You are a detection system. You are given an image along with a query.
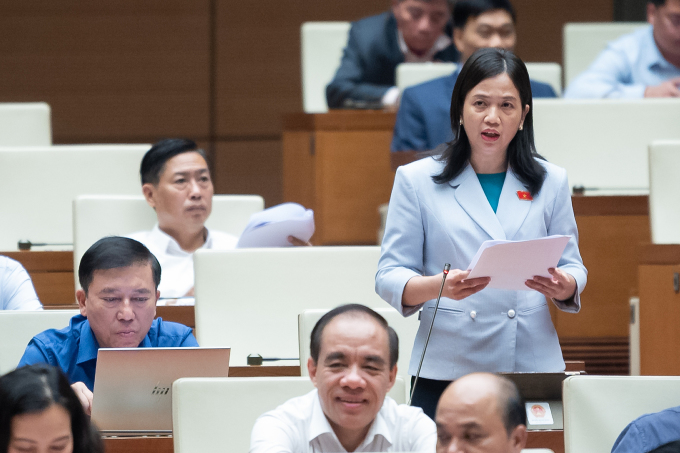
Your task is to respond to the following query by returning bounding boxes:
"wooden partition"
[0,0,613,207]
[638,244,680,375]
[282,111,396,244]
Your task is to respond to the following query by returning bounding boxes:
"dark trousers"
[410,376,453,420]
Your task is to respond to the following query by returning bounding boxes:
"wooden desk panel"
[283,111,396,245]
[3,251,75,306]
[103,436,172,453]
[561,210,649,338]
[102,430,565,453]
[638,244,680,375]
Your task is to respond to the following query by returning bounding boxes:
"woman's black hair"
[0,365,103,453]
[432,47,546,195]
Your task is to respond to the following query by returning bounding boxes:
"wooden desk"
[559,196,649,340]
[102,429,566,453]
[282,110,396,245]
[638,243,680,375]
[3,251,75,307]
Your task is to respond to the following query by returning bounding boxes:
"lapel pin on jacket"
[517,190,533,201]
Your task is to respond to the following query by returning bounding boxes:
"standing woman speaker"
[376,48,587,419]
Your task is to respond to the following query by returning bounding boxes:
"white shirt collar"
[149,224,213,256]
[307,390,392,451]
[398,31,451,63]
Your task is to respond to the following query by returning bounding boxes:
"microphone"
[17,240,72,251]
[409,263,450,406]
[246,354,299,366]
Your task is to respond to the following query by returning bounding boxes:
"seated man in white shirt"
[129,138,306,299]
[434,373,527,453]
[0,255,42,310]
[250,304,436,453]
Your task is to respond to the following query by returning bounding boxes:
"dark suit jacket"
[391,68,557,151]
[326,11,459,109]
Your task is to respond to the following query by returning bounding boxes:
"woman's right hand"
[443,269,490,300]
[402,270,491,306]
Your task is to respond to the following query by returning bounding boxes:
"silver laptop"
[91,347,230,434]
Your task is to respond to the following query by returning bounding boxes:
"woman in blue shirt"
[376,48,587,418]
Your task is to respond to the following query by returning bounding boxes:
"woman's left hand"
[525,267,576,301]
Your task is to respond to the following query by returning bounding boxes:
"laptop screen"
[91,347,230,433]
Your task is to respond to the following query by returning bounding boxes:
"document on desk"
[236,202,315,248]
[466,235,570,291]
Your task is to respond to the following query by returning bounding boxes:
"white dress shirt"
[382,31,453,107]
[128,224,237,299]
[0,256,42,310]
[250,389,436,453]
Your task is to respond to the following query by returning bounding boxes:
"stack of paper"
[466,235,570,291]
[236,202,315,248]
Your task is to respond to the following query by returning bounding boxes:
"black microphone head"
[444,263,451,273]
[17,240,32,251]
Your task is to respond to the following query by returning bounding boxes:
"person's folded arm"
[564,46,644,99]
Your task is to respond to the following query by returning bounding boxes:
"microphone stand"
[409,263,450,406]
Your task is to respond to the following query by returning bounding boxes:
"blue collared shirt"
[565,26,680,98]
[17,314,198,391]
[611,406,680,453]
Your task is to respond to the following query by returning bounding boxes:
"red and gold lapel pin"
[516,191,533,201]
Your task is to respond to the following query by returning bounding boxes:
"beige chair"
[0,102,51,146]
[648,140,680,243]
[395,62,562,95]
[532,99,680,194]
[193,246,386,366]
[525,62,562,96]
[172,376,405,453]
[563,22,647,86]
[300,22,351,113]
[395,62,458,91]
[0,310,79,374]
[563,375,680,453]
[299,307,419,401]
[0,145,149,251]
[72,194,264,287]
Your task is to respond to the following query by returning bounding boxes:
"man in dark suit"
[326,0,459,109]
[391,0,557,152]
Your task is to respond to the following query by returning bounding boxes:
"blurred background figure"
[565,0,680,98]
[326,0,459,109]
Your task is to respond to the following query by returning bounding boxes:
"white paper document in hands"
[466,235,571,291]
[236,202,315,248]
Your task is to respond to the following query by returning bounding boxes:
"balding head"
[435,373,527,453]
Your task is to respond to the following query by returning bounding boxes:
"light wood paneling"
[0,1,211,143]
[639,262,680,375]
[214,0,391,138]
[315,130,394,244]
[212,139,283,207]
[282,131,315,211]
[513,0,613,64]
[3,251,75,306]
[555,214,650,337]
